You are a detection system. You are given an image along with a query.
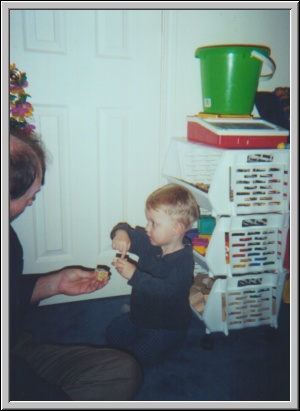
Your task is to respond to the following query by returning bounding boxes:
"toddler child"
[105,183,199,365]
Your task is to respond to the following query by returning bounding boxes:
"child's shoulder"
[179,244,194,262]
[169,243,193,260]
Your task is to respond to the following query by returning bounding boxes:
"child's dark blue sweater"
[111,223,194,331]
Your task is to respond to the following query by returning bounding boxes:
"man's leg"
[13,333,143,401]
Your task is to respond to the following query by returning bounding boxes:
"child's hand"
[112,259,135,280]
[112,230,131,258]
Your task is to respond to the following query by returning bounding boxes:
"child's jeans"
[105,313,188,365]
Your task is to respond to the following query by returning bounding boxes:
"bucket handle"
[251,50,276,81]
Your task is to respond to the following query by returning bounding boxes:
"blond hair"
[146,184,199,231]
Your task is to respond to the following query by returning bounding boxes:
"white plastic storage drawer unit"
[162,137,290,216]
[194,213,290,277]
[190,270,286,336]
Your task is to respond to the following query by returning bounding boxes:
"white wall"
[167,9,290,139]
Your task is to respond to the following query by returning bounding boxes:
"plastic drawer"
[162,137,290,216]
[193,213,289,277]
[191,271,286,336]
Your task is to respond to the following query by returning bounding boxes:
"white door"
[10,9,165,302]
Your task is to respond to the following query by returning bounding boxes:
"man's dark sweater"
[10,225,39,347]
[9,225,69,401]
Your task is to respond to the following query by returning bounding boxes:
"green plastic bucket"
[195,44,275,115]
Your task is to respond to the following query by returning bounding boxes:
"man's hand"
[57,267,109,295]
[31,267,109,303]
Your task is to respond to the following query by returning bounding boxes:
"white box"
[191,271,286,336]
[162,137,290,216]
[193,213,290,277]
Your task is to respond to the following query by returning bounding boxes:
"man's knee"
[64,347,143,401]
[13,338,143,401]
